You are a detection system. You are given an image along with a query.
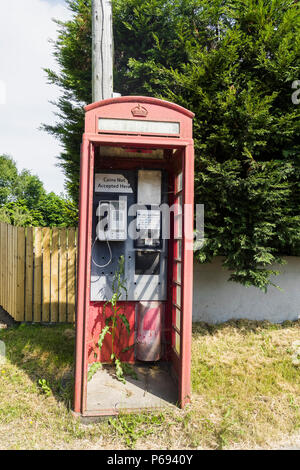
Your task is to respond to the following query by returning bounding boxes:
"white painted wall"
[193,257,300,324]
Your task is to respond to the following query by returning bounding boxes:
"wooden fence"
[0,222,77,323]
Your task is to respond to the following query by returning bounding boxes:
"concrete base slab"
[86,363,178,414]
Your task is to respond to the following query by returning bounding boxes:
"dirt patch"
[0,306,16,329]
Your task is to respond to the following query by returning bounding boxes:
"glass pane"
[176,172,183,193]
[176,285,181,307]
[176,240,182,260]
[174,215,182,239]
[175,307,181,331]
[176,262,181,283]
[175,195,182,215]
[175,332,181,355]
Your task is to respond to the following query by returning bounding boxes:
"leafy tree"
[44,0,300,290]
[14,170,46,210]
[36,192,78,227]
[0,154,78,227]
[0,201,39,227]
[0,155,46,208]
[0,154,18,205]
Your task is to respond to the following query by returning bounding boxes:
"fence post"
[59,229,68,323]
[42,228,51,323]
[51,228,59,323]
[25,227,33,322]
[12,226,18,319]
[67,228,77,323]
[33,228,42,323]
[16,226,25,322]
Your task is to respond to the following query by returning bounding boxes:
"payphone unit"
[91,169,168,302]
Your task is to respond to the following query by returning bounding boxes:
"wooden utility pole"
[92,0,113,102]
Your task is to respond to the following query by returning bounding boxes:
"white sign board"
[138,170,162,206]
[98,118,180,135]
[137,210,161,231]
[95,174,133,193]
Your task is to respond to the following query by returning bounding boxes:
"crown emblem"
[131,104,148,118]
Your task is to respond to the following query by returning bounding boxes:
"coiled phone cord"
[91,236,113,268]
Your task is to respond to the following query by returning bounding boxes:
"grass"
[0,320,299,449]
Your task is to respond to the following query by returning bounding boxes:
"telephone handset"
[96,199,127,241]
[92,199,127,269]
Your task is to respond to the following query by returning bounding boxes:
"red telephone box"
[74,96,194,417]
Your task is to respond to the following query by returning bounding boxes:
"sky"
[0,0,72,195]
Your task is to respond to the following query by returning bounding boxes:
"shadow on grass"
[192,318,300,337]
[0,315,75,407]
[1,309,299,411]
[0,306,16,328]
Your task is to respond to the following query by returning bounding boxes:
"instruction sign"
[137,210,161,231]
[95,174,133,193]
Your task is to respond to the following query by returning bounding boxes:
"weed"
[121,362,138,381]
[87,362,102,382]
[38,378,51,397]
[109,413,165,449]
[90,256,134,384]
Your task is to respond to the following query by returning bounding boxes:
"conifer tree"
[44,0,300,289]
